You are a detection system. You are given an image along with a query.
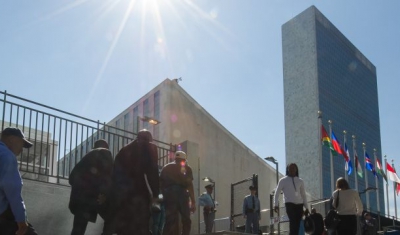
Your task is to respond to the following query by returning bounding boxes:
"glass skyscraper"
[283,6,384,214]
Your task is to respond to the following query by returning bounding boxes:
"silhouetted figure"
[69,139,114,235]
[160,151,196,235]
[362,212,377,235]
[113,129,159,235]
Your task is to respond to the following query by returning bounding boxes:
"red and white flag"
[386,162,400,183]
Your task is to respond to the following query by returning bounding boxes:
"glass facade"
[283,6,384,214]
[316,18,383,212]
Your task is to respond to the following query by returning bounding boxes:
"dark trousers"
[0,206,38,235]
[114,195,151,235]
[203,211,215,233]
[245,212,259,234]
[71,210,113,235]
[285,203,304,235]
[162,187,191,235]
[336,214,357,235]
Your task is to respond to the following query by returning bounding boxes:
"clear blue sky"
[1,0,400,216]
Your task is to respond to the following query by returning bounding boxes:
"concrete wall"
[22,179,103,235]
[162,81,279,232]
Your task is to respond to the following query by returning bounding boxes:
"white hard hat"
[175,151,187,160]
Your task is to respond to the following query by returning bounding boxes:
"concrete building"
[104,78,279,233]
[283,6,384,214]
[3,81,282,234]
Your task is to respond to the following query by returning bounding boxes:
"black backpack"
[324,191,341,230]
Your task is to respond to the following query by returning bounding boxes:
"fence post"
[230,183,234,231]
[1,90,6,130]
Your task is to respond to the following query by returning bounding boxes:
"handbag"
[324,191,341,230]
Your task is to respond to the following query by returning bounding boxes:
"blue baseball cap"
[2,127,33,148]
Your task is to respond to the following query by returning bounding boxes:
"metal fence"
[0,90,176,185]
[230,174,258,232]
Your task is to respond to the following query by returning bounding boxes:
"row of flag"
[321,125,400,195]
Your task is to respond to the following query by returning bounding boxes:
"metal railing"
[0,90,176,185]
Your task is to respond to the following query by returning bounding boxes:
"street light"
[265,156,279,185]
[265,156,279,235]
[136,116,161,133]
[359,187,378,195]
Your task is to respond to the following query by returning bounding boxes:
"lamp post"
[265,156,279,185]
[136,116,161,133]
[265,156,279,235]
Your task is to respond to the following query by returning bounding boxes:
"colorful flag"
[376,159,388,183]
[343,143,352,175]
[386,162,400,183]
[397,183,400,196]
[365,152,377,177]
[354,151,363,178]
[330,131,341,155]
[321,125,335,154]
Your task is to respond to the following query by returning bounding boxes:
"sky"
[1,0,400,217]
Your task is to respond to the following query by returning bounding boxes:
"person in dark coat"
[68,139,114,235]
[362,212,378,235]
[160,151,196,235]
[112,129,159,235]
[309,208,324,235]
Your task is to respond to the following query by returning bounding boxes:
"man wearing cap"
[68,139,114,235]
[198,184,216,233]
[160,150,196,235]
[112,129,159,235]
[243,185,261,234]
[0,127,37,235]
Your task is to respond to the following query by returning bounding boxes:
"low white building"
[106,78,279,233]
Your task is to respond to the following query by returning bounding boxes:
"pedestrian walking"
[68,139,114,235]
[0,127,38,235]
[113,129,160,235]
[160,151,196,235]
[274,163,309,235]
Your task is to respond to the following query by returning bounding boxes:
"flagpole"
[343,130,348,181]
[385,155,390,217]
[363,142,370,211]
[353,135,359,192]
[373,148,380,214]
[318,111,323,203]
[328,120,334,193]
[392,159,397,220]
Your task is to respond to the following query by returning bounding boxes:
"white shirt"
[332,189,363,215]
[274,176,308,208]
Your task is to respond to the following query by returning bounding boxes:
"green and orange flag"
[321,125,335,155]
